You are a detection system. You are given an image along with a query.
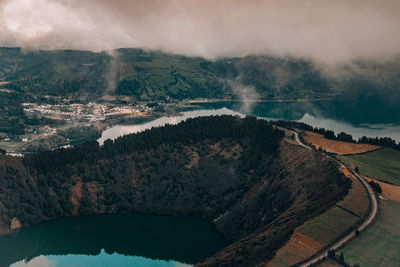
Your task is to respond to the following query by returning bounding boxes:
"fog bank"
[0,0,400,64]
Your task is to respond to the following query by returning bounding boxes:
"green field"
[338,148,400,185]
[337,177,370,218]
[0,141,21,151]
[340,201,400,266]
[297,206,360,245]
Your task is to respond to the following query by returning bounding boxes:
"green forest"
[2,47,399,103]
[0,116,349,266]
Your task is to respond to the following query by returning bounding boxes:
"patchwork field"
[268,174,368,266]
[297,206,360,245]
[302,131,380,155]
[338,148,400,185]
[337,168,370,218]
[267,231,324,266]
[365,177,400,202]
[0,142,21,151]
[340,201,400,267]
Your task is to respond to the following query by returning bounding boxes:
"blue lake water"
[99,100,400,144]
[7,98,398,266]
[0,214,228,267]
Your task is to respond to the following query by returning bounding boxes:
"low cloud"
[0,0,400,64]
[228,78,260,114]
[105,50,120,94]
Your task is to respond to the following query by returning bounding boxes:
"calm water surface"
[99,100,400,143]
[0,214,228,267]
[4,99,399,266]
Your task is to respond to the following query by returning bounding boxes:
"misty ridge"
[1,0,400,64]
[1,47,400,104]
[1,0,400,105]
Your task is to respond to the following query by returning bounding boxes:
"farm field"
[302,131,380,155]
[0,142,21,151]
[337,169,370,218]
[268,175,367,266]
[267,231,324,266]
[338,148,400,185]
[365,177,400,202]
[297,206,359,245]
[340,201,400,267]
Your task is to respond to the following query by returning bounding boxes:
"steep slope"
[0,47,334,100]
[0,116,350,266]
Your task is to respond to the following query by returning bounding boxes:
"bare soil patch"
[339,167,356,179]
[209,141,242,160]
[365,177,400,202]
[337,168,369,217]
[268,231,324,266]
[185,147,200,169]
[94,123,108,130]
[302,131,380,155]
[269,166,369,266]
[70,180,83,216]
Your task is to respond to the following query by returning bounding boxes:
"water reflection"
[98,108,242,144]
[0,214,228,267]
[99,100,400,144]
[11,251,191,267]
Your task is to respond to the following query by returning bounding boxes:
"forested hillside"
[0,116,350,266]
[2,47,399,103]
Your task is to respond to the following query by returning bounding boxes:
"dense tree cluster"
[0,48,338,101]
[274,120,400,150]
[0,116,349,266]
[0,91,64,135]
[357,136,400,150]
[23,115,283,173]
[0,92,26,135]
[368,181,382,193]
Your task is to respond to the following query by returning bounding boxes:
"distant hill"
[0,116,350,266]
[4,47,399,102]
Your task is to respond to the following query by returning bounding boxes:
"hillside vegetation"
[338,148,400,185]
[2,48,400,104]
[0,116,350,266]
[340,201,400,266]
[302,131,380,155]
[268,167,369,266]
[0,48,333,101]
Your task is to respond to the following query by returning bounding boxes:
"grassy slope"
[297,206,359,245]
[336,175,369,218]
[0,117,350,267]
[295,176,369,246]
[0,48,336,101]
[340,201,400,267]
[268,176,368,266]
[269,206,359,266]
[338,148,400,185]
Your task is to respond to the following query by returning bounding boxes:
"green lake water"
[0,214,228,267]
[99,99,400,145]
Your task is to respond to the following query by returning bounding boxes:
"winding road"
[292,131,378,267]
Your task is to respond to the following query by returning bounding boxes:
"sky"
[0,0,399,64]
